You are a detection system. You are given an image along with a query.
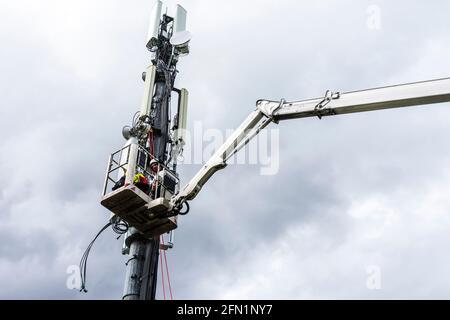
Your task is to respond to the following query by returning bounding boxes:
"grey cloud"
[1,0,450,299]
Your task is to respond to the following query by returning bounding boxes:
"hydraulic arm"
[170,77,450,209]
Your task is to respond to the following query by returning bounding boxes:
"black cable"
[112,219,129,239]
[132,111,140,126]
[78,219,128,293]
[178,201,190,215]
[79,222,112,293]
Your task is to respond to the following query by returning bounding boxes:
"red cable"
[161,235,173,300]
[150,130,154,156]
[148,130,154,156]
[164,251,173,300]
[159,248,166,300]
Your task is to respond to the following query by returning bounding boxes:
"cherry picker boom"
[170,77,450,210]
[103,72,450,246]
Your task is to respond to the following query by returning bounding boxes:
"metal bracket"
[314,90,340,119]
[273,98,285,123]
[256,98,285,123]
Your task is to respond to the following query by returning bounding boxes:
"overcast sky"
[1,0,450,299]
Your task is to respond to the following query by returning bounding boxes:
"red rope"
[161,235,173,300]
[159,248,166,300]
[151,130,154,155]
[148,130,154,156]
[163,251,173,299]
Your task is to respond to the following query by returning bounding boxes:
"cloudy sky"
[1,0,450,299]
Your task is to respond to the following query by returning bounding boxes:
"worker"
[149,159,159,173]
[112,175,125,191]
[149,159,161,197]
[133,172,150,194]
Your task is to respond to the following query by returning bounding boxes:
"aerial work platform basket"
[100,143,179,237]
[101,185,177,236]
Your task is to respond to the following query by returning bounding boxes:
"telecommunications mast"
[100,1,191,300]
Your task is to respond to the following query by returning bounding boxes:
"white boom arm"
[170,77,450,208]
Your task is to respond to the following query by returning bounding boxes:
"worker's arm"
[170,77,450,209]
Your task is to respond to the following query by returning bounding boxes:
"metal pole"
[122,229,160,300]
[139,236,160,300]
[122,230,149,300]
[122,50,172,303]
[121,2,189,300]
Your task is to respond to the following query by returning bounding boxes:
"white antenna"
[174,4,187,33]
[146,0,163,52]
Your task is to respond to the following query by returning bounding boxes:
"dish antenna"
[146,2,191,56]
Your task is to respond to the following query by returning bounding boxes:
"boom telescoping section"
[170,77,450,209]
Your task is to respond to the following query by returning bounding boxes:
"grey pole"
[122,228,160,300]
[121,37,172,303]
[140,236,160,300]
[122,230,149,300]
[120,3,188,300]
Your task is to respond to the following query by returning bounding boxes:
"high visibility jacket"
[133,173,149,185]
